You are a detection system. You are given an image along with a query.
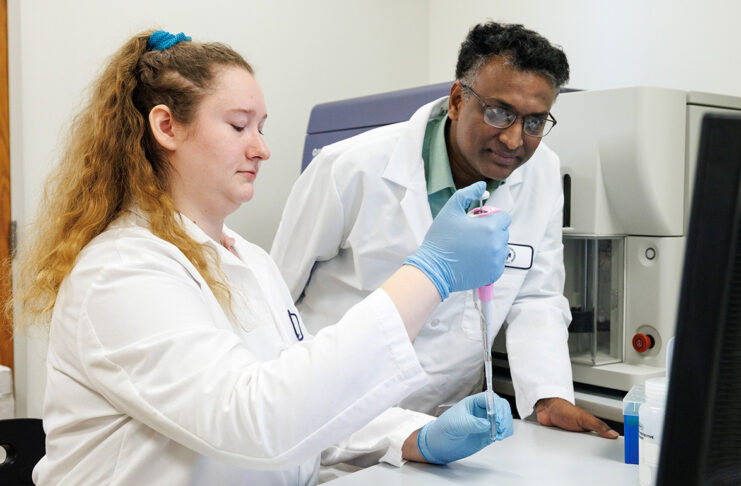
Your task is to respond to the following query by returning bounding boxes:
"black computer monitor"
[657,113,741,485]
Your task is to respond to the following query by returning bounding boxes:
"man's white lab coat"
[271,97,574,420]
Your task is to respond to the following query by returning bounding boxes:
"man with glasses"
[272,22,617,457]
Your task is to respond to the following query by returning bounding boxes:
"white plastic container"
[0,365,14,419]
[638,377,668,486]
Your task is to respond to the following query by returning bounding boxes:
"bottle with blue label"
[638,376,668,485]
[622,384,644,464]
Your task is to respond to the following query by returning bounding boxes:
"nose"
[498,120,524,151]
[248,131,271,161]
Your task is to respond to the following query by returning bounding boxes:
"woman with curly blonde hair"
[16,30,513,485]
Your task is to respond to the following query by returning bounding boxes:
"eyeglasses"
[460,84,557,138]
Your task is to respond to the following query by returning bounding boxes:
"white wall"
[9,0,428,417]
[428,0,741,97]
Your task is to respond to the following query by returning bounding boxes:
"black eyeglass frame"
[460,84,557,138]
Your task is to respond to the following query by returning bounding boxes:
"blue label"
[624,415,639,464]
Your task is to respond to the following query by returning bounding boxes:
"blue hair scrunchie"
[147,30,192,51]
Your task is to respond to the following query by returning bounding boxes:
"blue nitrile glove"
[417,392,514,464]
[404,181,510,300]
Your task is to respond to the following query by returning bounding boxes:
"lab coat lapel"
[381,98,449,244]
[124,212,236,332]
[178,215,241,270]
[396,161,430,246]
[178,217,264,333]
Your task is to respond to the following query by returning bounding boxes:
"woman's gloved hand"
[404,181,510,300]
[417,392,514,464]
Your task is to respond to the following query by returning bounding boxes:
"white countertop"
[328,419,639,485]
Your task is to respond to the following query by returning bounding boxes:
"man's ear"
[149,104,177,151]
[448,81,464,121]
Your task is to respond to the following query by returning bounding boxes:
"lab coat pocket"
[225,288,261,334]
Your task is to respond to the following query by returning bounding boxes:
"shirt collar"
[424,114,455,196]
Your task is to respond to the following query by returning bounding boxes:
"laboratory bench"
[327,419,639,485]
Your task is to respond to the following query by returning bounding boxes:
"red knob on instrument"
[632,333,655,353]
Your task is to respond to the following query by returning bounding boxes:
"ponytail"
[11,30,252,328]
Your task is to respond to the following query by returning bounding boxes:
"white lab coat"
[33,211,432,486]
[271,97,574,420]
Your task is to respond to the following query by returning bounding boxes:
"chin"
[236,185,255,203]
[480,167,512,182]
[224,195,254,215]
[493,170,514,181]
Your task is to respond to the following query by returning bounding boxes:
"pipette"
[469,190,506,440]
[477,280,503,440]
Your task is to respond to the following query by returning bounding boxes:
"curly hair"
[9,30,253,329]
[456,21,569,89]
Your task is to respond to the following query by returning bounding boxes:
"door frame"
[0,0,12,371]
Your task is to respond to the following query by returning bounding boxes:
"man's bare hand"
[535,397,619,439]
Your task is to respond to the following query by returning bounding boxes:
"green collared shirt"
[421,111,503,219]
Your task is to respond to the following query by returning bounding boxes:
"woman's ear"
[148,104,178,151]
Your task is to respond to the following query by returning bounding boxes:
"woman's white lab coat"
[271,97,574,420]
[33,211,431,486]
